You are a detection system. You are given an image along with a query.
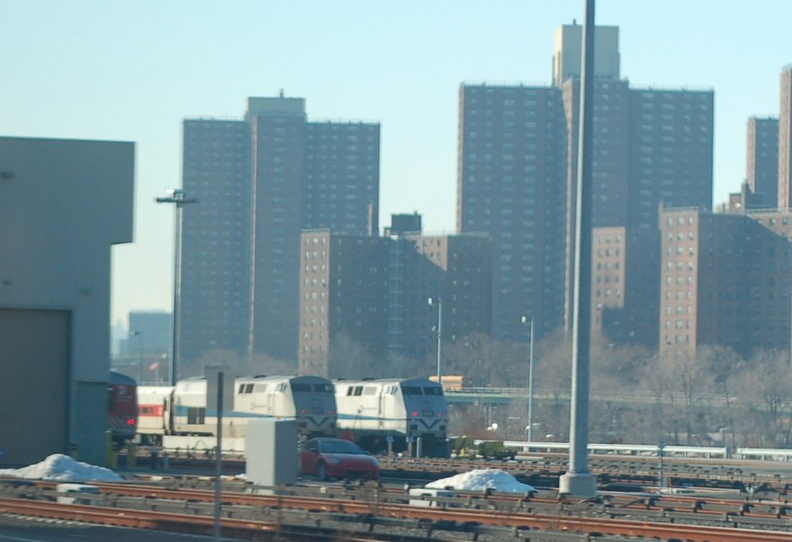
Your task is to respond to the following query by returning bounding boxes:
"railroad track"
[0,497,440,542]
[132,449,792,493]
[6,479,792,541]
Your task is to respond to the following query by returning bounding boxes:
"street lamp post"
[156,188,198,386]
[428,296,442,385]
[521,315,535,442]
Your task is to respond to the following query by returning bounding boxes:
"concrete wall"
[0,136,134,466]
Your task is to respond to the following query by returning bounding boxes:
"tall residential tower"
[458,23,714,349]
[180,96,379,375]
[457,84,569,341]
[746,117,779,208]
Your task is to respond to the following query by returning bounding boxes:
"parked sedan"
[299,437,380,480]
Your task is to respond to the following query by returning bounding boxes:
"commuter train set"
[134,375,449,457]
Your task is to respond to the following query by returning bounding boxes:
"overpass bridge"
[445,387,731,408]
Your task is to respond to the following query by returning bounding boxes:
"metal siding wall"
[0,309,70,464]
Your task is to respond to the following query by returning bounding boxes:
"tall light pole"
[521,315,535,442]
[559,0,598,497]
[428,296,442,385]
[156,188,197,386]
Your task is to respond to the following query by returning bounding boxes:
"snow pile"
[425,468,536,494]
[0,454,123,482]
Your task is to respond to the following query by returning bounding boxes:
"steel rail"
[32,478,791,521]
[0,498,438,542]
[83,482,792,541]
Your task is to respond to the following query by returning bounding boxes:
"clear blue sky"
[2,1,790,327]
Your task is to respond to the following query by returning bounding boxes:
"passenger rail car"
[136,375,336,443]
[107,371,138,443]
[136,385,175,445]
[334,378,448,457]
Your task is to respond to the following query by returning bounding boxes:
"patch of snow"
[0,454,123,482]
[424,468,536,494]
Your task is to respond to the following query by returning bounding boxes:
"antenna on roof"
[279,88,284,98]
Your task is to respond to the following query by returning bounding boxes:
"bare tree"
[328,331,377,379]
[734,350,792,447]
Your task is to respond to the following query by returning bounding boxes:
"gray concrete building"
[0,136,134,465]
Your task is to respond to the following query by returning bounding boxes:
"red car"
[299,437,380,480]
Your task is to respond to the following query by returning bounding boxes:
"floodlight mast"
[559,0,597,498]
[155,188,198,386]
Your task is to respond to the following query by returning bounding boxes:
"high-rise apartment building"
[747,117,779,208]
[556,26,714,347]
[298,220,491,377]
[458,24,714,349]
[180,96,379,375]
[559,78,632,337]
[622,88,714,346]
[457,84,568,342]
[659,206,792,359]
[298,230,390,377]
[591,227,626,339]
[180,119,251,369]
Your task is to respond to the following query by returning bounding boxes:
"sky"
[2,1,791,328]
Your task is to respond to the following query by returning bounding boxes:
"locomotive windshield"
[292,382,334,393]
[314,383,334,393]
[401,384,443,396]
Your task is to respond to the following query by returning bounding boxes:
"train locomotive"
[107,371,138,443]
[334,377,448,457]
[137,374,337,444]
